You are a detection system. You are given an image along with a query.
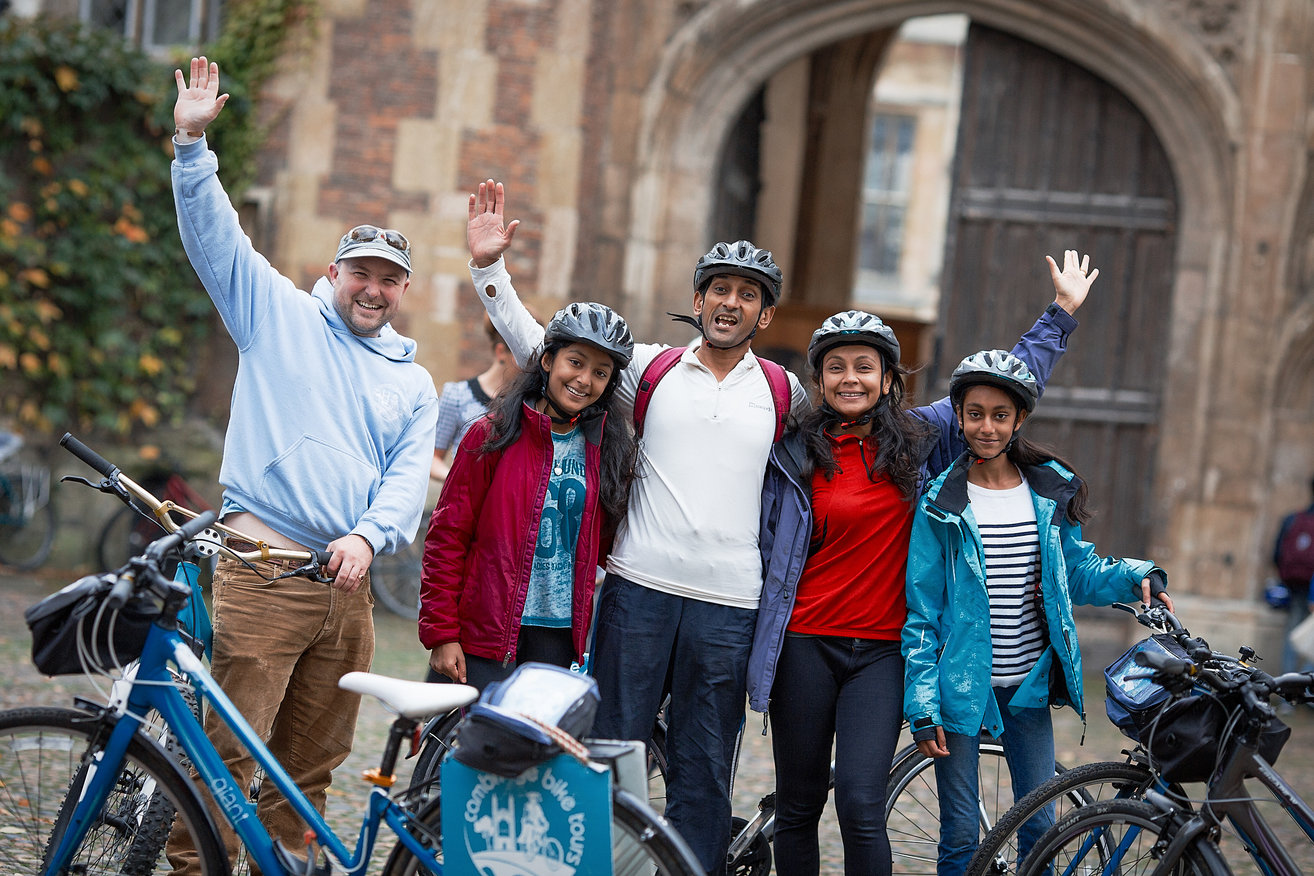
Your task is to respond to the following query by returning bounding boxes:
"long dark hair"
[479,340,638,521]
[1005,434,1091,524]
[800,355,933,499]
[955,383,1092,524]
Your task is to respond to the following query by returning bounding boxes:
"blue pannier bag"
[1104,633,1191,739]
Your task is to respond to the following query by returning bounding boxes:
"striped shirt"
[967,477,1045,686]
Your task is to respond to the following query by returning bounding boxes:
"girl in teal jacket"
[901,349,1172,875]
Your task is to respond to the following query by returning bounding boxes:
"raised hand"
[173,56,229,137]
[467,179,520,269]
[1046,249,1099,315]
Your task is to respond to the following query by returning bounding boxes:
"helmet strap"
[537,362,582,427]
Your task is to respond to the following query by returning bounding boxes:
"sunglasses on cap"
[340,225,410,254]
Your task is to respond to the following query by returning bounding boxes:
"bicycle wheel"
[0,465,55,570]
[647,719,668,813]
[407,710,464,804]
[1018,798,1228,876]
[0,705,225,876]
[967,760,1164,876]
[370,531,423,619]
[381,786,705,876]
[885,739,1022,875]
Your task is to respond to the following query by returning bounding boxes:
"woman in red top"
[750,250,1099,876]
[758,311,935,876]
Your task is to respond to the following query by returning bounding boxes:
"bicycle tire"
[370,534,423,619]
[647,719,668,813]
[967,759,1165,876]
[885,739,1033,876]
[0,468,55,570]
[381,785,705,876]
[1018,798,1228,876]
[0,705,226,876]
[122,680,207,874]
[408,709,464,804]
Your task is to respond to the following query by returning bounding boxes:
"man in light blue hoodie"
[167,57,438,874]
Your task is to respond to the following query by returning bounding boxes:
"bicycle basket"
[24,574,161,676]
[1104,633,1191,738]
[452,662,599,777]
[1143,692,1290,783]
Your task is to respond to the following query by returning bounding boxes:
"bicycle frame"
[46,617,442,876]
[1146,739,1314,876]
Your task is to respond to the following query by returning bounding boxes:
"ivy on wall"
[0,1,316,436]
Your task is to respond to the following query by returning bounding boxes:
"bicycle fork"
[43,708,150,874]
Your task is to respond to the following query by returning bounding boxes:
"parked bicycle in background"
[0,427,56,570]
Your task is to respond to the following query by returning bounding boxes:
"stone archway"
[619,0,1244,599]
[621,0,1236,349]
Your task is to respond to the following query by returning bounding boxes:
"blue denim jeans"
[590,574,756,876]
[934,686,1056,876]
[769,635,904,876]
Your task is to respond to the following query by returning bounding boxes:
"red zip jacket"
[418,402,604,664]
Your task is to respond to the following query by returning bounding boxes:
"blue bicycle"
[0,435,702,876]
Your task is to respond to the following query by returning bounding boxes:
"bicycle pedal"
[271,839,332,875]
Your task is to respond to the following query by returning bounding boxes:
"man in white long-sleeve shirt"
[465,180,808,875]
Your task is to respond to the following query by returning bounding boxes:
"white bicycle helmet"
[949,350,1039,412]
[544,302,634,369]
[693,240,783,306]
[807,310,900,373]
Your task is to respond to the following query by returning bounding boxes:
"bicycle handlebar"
[60,432,331,578]
[60,432,118,479]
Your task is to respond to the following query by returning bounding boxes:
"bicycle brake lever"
[273,561,332,584]
[60,473,130,499]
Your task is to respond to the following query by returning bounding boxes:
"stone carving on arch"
[622,0,1241,348]
[1160,0,1246,78]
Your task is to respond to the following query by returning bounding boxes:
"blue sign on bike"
[442,754,613,876]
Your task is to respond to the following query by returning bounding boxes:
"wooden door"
[933,24,1177,556]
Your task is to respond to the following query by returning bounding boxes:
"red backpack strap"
[758,357,791,443]
[633,346,686,439]
[634,347,791,443]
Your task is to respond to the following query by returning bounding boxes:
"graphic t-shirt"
[523,427,586,628]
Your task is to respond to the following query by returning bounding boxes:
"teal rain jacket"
[902,455,1165,739]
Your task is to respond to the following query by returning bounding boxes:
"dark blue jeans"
[768,635,904,876]
[934,686,1056,876]
[590,574,756,876]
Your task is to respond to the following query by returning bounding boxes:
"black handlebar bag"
[1144,693,1290,783]
[25,574,159,676]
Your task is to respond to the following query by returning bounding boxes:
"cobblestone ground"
[6,567,1314,874]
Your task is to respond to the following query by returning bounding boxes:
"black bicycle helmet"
[693,240,783,306]
[949,350,1039,412]
[543,302,634,369]
[807,310,900,374]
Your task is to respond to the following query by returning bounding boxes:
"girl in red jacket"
[419,303,637,689]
